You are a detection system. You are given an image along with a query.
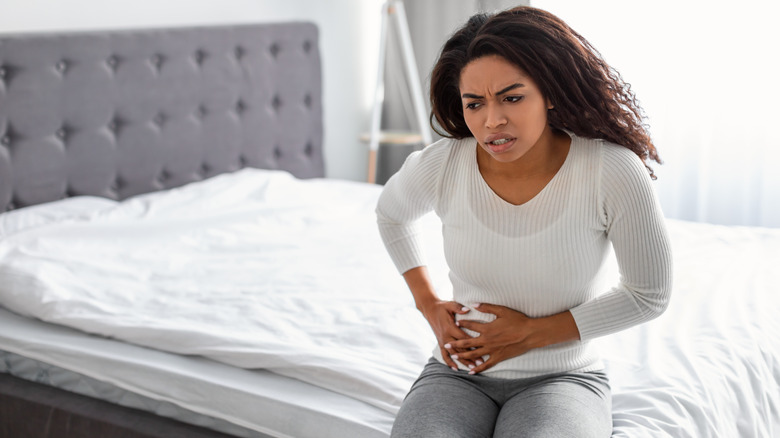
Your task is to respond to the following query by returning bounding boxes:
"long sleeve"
[375,141,450,274]
[378,134,673,378]
[569,144,673,341]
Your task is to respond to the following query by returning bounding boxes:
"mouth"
[488,138,513,146]
[484,136,516,153]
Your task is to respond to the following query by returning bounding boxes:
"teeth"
[491,138,510,145]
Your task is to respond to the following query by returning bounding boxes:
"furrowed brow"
[461,83,525,99]
[496,83,525,95]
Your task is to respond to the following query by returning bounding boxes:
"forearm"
[530,310,581,348]
[402,266,439,316]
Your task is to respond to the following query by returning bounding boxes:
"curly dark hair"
[430,6,661,178]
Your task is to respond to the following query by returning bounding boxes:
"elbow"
[635,283,672,321]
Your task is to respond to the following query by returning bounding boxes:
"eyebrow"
[461,83,525,99]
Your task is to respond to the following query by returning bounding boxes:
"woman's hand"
[420,300,474,370]
[446,303,580,374]
[401,266,480,370]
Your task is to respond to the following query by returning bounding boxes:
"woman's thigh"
[493,371,612,438]
[391,360,499,438]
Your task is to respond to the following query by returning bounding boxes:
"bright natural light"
[534,0,780,227]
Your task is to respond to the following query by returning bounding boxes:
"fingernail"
[455,321,460,327]
[461,306,468,312]
[468,370,476,375]
[444,343,452,349]
[468,364,475,369]
[451,366,458,371]
[473,303,481,308]
[476,359,483,366]
[451,354,459,360]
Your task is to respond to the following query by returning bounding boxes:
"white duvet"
[0,168,778,437]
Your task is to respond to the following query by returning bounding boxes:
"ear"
[546,98,554,110]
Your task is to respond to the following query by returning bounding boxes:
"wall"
[0,0,384,181]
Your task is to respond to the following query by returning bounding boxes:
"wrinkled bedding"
[0,168,778,436]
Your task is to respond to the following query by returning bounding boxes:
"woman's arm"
[376,141,476,366]
[402,266,473,370]
[569,145,673,340]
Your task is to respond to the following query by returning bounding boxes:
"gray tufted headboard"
[0,22,324,212]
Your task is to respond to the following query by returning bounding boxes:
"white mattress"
[0,307,393,438]
[1,168,779,437]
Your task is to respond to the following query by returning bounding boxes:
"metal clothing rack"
[367,0,432,183]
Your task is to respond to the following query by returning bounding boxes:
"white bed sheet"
[0,169,448,416]
[1,168,778,437]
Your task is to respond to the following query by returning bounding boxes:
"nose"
[484,104,507,129]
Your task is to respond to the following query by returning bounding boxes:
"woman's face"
[459,55,552,164]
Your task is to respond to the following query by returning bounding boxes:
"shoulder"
[564,133,646,180]
[405,137,463,168]
[598,140,648,178]
[380,137,465,202]
[392,136,469,183]
[594,139,660,221]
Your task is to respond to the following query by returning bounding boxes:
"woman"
[376,6,673,438]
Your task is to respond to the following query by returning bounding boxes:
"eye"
[505,95,524,103]
[465,102,482,110]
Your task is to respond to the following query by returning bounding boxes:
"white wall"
[0,0,384,181]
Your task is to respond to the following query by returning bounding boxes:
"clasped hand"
[423,301,545,375]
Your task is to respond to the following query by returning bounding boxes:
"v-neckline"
[472,135,574,208]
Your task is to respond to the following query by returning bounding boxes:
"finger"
[455,319,486,333]
[446,301,471,315]
[439,345,459,370]
[467,355,494,375]
[444,342,477,368]
[452,346,489,362]
[447,336,481,351]
[453,350,487,373]
[446,318,476,341]
[472,302,502,316]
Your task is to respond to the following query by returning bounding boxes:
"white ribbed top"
[376,133,673,378]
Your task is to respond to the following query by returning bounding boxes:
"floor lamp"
[367,0,432,184]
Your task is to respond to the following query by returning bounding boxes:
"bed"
[1,22,779,438]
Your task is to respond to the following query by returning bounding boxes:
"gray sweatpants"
[391,358,612,438]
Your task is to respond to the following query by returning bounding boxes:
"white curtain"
[533,0,780,228]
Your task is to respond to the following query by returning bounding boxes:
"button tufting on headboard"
[269,43,280,58]
[0,22,323,212]
[107,118,122,135]
[235,100,246,115]
[106,56,119,71]
[150,54,164,72]
[271,95,282,112]
[55,60,69,74]
[55,127,68,142]
[193,49,207,66]
[153,113,166,128]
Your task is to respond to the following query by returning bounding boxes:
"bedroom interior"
[1,1,778,437]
